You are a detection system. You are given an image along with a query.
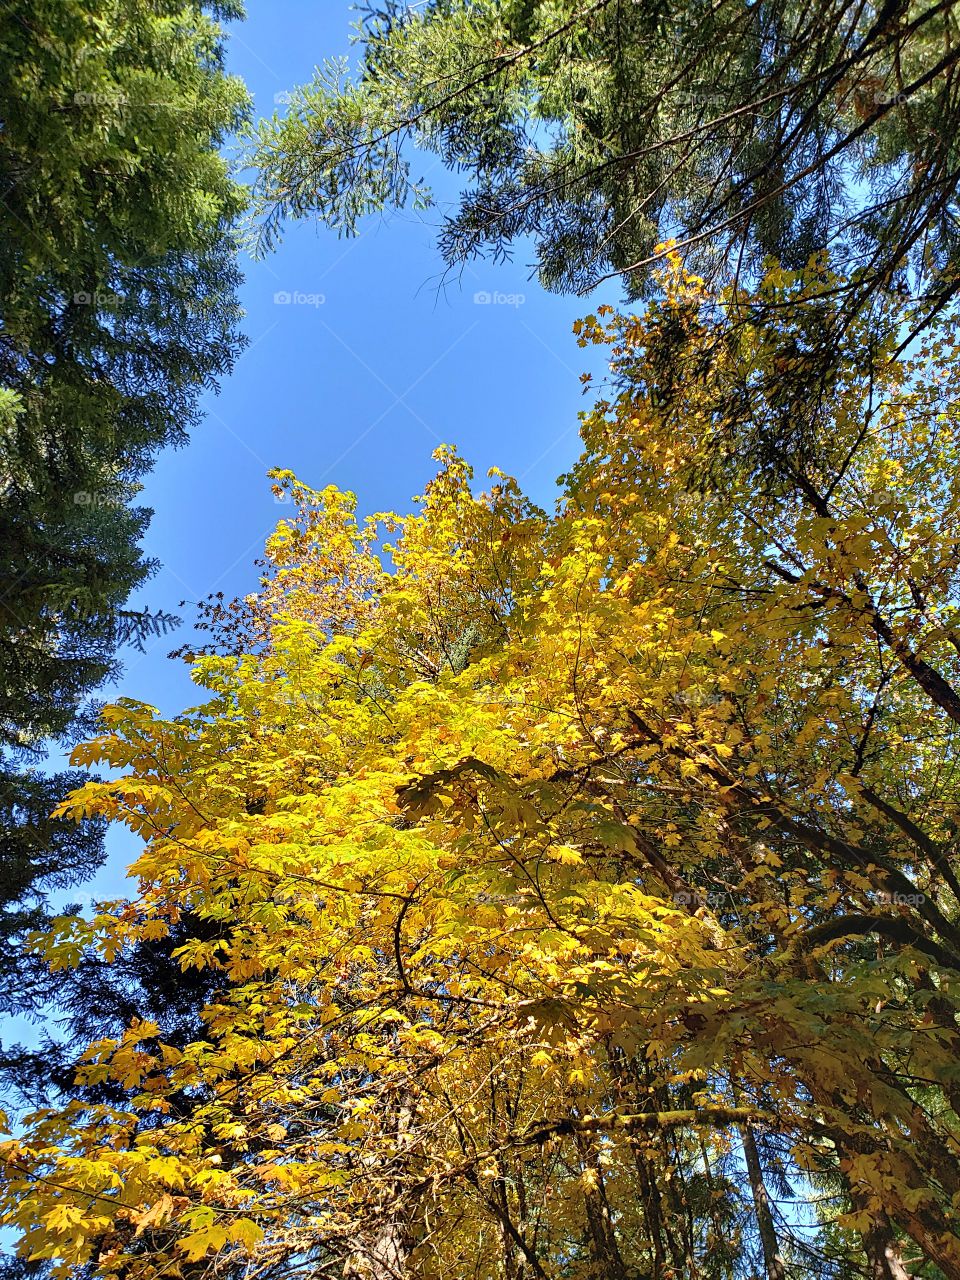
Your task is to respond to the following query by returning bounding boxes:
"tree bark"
[737,1118,787,1280]
[343,1096,414,1280]
[574,1128,631,1280]
[860,1212,912,1280]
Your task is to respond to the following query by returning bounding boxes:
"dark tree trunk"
[738,1119,787,1280]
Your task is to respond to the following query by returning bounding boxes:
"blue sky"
[74,0,620,902]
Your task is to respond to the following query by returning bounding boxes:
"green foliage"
[0,0,249,746]
[0,769,105,1016]
[0,0,250,1163]
[250,0,960,305]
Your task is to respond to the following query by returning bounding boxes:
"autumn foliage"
[5,258,960,1278]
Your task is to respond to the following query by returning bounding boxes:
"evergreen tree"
[250,0,960,314]
[0,0,249,1127]
[1,0,248,730]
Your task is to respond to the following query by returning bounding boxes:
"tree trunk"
[344,1224,410,1280]
[574,1128,631,1280]
[860,1212,912,1280]
[343,1096,414,1279]
[738,1120,787,1280]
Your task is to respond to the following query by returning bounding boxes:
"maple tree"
[4,256,960,1278]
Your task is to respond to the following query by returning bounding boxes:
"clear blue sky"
[71,0,620,903]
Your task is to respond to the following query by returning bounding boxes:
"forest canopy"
[6,1,960,1276]
[250,0,960,311]
[6,258,960,1278]
[0,0,248,1112]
